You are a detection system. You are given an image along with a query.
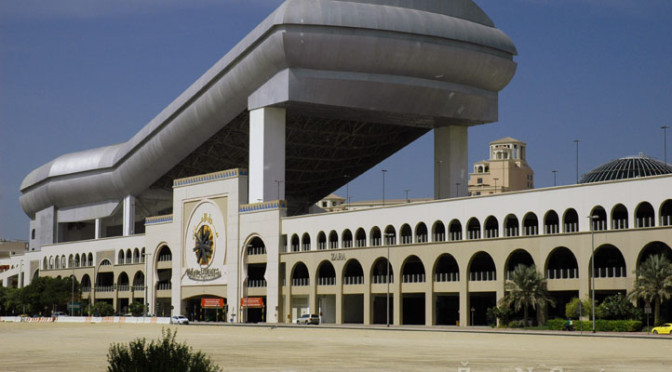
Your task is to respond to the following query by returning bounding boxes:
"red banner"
[240,297,264,308]
[201,298,224,308]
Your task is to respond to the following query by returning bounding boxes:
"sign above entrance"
[183,201,228,286]
[241,297,264,308]
[201,298,225,308]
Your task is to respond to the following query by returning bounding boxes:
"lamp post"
[493,177,499,194]
[385,233,394,327]
[404,189,410,203]
[144,252,153,317]
[588,215,599,333]
[573,140,580,183]
[381,169,388,206]
[436,160,443,199]
[662,126,669,165]
[344,174,350,210]
[552,170,558,186]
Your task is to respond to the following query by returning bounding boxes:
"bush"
[546,318,642,332]
[565,297,603,319]
[107,328,221,372]
[93,302,115,317]
[129,301,145,317]
[597,293,641,320]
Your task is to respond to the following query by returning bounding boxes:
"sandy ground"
[0,322,669,371]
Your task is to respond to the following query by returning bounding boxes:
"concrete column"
[336,282,343,324]
[363,285,371,325]
[123,195,135,236]
[425,284,434,326]
[94,218,103,239]
[434,125,468,199]
[459,266,469,327]
[393,278,401,325]
[249,107,286,203]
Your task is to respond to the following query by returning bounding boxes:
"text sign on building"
[241,297,264,308]
[201,298,224,308]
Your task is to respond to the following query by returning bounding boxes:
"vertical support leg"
[434,125,468,199]
[249,107,286,203]
[123,195,135,236]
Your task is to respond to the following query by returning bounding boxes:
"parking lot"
[0,322,670,371]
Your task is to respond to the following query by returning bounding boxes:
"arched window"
[118,250,125,265]
[591,244,626,278]
[635,202,655,228]
[370,227,381,247]
[466,218,481,240]
[563,209,578,233]
[291,262,310,286]
[590,206,607,231]
[371,257,393,284]
[611,204,629,230]
[506,249,535,280]
[341,229,353,249]
[301,233,311,251]
[432,221,445,242]
[504,214,519,237]
[317,261,336,286]
[400,224,412,244]
[660,200,672,226]
[343,259,364,285]
[522,212,538,236]
[469,252,496,281]
[126,249,132,264]
[545,247,579,279]
[384,225,396,245]
[401,255,426,283]
[291,234,300,252]
[355,228,366,248]
[317,232,327,250]
[544,210,560,234]
[329,230,339,249]
[433,254,459,282]
[449,219,462,241]
[415,222,428,243]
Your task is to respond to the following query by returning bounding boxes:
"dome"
[579,154,672,184]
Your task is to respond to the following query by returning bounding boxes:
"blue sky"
[1,0,671,240]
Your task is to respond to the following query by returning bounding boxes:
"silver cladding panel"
[19,0,517,217]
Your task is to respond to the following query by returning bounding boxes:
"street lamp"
[344,174,350,210]
[573,140,580,183]
[144,252,153,317]
[436,160,443,199]
[588,215,599,333]
[381,169,388,206]
[404,189,410,203]
[493,177,499,194]
[662,126,669,165]
[385,232,395,327]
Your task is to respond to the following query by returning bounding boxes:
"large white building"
[2,0,671,326]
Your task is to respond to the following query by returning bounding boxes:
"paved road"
[0,322,669,371]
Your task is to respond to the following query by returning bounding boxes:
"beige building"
[468,137,534,196]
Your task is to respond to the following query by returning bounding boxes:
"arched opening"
[414,222,428,243]
[342,259,364,323]
[81,274,92,293]
[466,218,481,240]
[341,229,353,248]
[246,236,266,256]
[545,247,579,279]
[432,221,445,242]
[291,234,300,252]
[434,254,459,282]
[133,248,140,263]
[87,253,93,267]
[505,249,535,280]
[117,272,130,313]
[329,230,339,249]
[157,245,172,262]
[55,256,60,269]
[43,257,48,270]
[317,231,327,250]
[660,199,672,226]
[370,227,381,247]
[74,254,80,268]
[523,212,538,236]
[469,252,496,281]
[301,233,311,251]
[126,249,132,264]
[317,261,336,286]
[118,250,125,265]
[590,206,607,231]
[401,255,425,283]
[504,214,519,237]
[291,262,309,286]
[371,257,393,325]
[563,208,578,233]
[448,219,462,241]
[611,204,629,230]
[68,254,74,268]
[484,216,498,238]
[132,271,144,292]
[355,228,366,248]
[590,244,626,278]
[155,245,173,315]
[544,210,560,234]
[400,224,412,244]
[637,241,672,269]
[384,225,396,245]
[635,202,655,228]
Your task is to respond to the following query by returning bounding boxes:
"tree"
[93,301,115,317]
[107,328,221,372]
[499,264,555,326]
[628,254,672,325]
[129,301,145,317]
[598,293,640,320]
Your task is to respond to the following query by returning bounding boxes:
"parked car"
[52,311,67,317]
[650,323,672,335]
[296,314,319,325]
[171,315,189,325]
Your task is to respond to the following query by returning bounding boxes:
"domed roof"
[579,154,672,184]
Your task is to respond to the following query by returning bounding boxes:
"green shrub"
[93,301,115,317]
[546,318,642,332]
[107,328,221,372]
[129,301,145,317]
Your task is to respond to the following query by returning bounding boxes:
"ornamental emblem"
[193,225,214,266]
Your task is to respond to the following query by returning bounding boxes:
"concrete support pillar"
[335,284,344,324]
[123,195,135,236]
[363,287,371,325]
[94,218,103,239]
[309,283,318,315]
[393,280,401,325]
[459,267,469,327]
[434,125,468,199]
[249,107,286,203]
[425,286,434,326]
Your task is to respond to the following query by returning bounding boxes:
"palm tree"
[500,264,555,326]
[628,254,672,326]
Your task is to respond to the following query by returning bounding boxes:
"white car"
[171,315,189,325]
